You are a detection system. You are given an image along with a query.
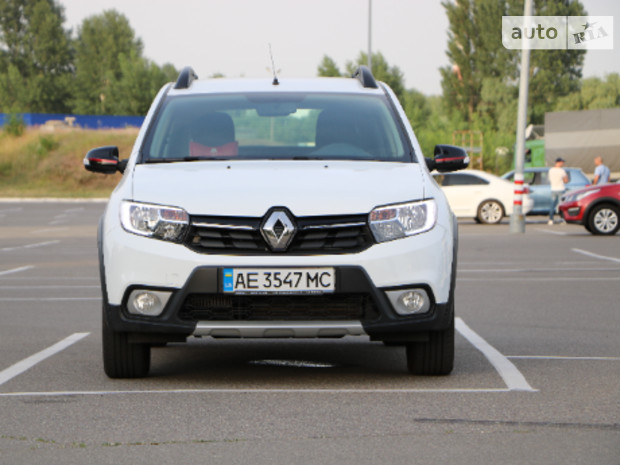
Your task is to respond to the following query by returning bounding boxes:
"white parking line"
[0,285,99,288]
[0,297,100,302]
[0,320,538,396]
[455,318,536,392]
[0,333,90,386]
[508,355,620,361]
[0,266,34,277]
[31,227,69,235]
[459,277,620,282]
[0,388,516,397]
[537,228,570,236]
[460,267,619,273]
[0,207,23,213]
[0,240,60,252]
[572,248,620,264]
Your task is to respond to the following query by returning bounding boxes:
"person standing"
[548,157,568,225]
[593,156,610,185]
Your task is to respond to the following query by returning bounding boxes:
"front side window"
[142,93,412,162]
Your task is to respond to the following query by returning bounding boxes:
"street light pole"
[510,0,533,234]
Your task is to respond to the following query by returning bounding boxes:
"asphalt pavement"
[0,201,618,464]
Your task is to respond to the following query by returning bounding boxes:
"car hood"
[562,182,620,199]
[130,160,428,217]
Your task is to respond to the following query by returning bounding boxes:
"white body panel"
[131,161,427,217]
[435,169,534,218]
[103,161,454,305]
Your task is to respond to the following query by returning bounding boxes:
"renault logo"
[261,209,296,251]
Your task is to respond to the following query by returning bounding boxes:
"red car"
[559,183,620,235]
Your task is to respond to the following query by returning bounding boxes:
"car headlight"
[120,201,189,242]
[369,199,437,243]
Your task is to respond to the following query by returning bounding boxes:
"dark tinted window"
[442,173,489,186]
[142,93,411,162]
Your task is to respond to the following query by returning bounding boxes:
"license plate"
[222,268,335,294]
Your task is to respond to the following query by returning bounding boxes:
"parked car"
[501,167,590,214]
[559,182,620,235]
[83,66,469,378]
[432,170,533,224]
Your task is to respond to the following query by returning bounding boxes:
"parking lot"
[0,201,618,464]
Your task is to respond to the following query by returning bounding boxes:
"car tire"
[588,204,620,235]
[477,200,504,224]
[406,236,455,377]
[405,315,454,376]
[102,311,151,378]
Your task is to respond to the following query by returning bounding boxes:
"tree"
[316,52,406,100]
[440,0,586,128]
[555,74,620,110]
[72,10,143,114]
[527,0,586,123]
[107,50,177,115]
[440,0,520,126]
[317,55,342,77]
[0,0,73,113]
[345,52,405,101]
[403,89,432,131]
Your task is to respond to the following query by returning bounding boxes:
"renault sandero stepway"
[84,66,469,378]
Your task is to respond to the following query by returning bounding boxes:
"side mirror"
[425,144,469,173]
[83,146,124,174]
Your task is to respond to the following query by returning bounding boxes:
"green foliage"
[3,113,25,136]
[477,77,518,133]
[441,0,586,128]
[345,52,405,101]
[69,10,176,115]
[317,55,342,77]
[555,74,620,111]
[1,3,176,116]
[107,49,176,115]
[528,0,586,124]
[35,134,59,155]
[440,0,523,125]
[316,52,406,101]
[0,0,73,113]
[72,10,144,114]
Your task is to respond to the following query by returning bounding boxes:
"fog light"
[386,289,431,315]
[127,290,171,316]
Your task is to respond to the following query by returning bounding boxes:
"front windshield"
[141,92,412,162]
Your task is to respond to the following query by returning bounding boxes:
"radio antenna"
[269,44,279,85]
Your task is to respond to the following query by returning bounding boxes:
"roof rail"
[352,65,378,89]
[174,66,198,89]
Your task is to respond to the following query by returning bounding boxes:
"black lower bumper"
[102,266,454,343]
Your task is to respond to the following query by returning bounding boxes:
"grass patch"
[0,127,138,198]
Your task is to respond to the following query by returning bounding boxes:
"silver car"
[501,167,590,214]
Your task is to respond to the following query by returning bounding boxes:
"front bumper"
[99,202,456,342]
[559,201,584,224]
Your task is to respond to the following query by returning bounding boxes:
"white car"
[84,66,468,378]
[433,169,533,224]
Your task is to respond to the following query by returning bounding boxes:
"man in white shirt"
[548,157,568,225]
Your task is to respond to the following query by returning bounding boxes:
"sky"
[58,0,620,96]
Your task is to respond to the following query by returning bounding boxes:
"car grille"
[185,214,374,255]
[179,294,378,322]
